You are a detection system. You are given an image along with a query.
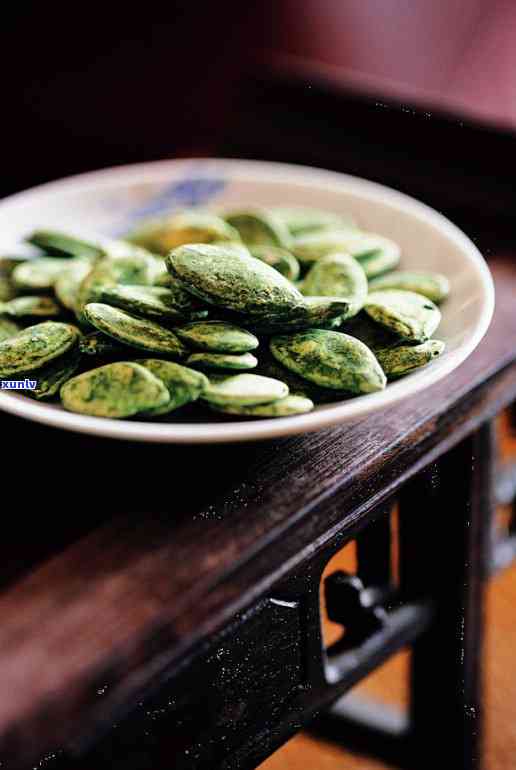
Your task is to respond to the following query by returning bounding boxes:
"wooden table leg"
[399,423,494,769]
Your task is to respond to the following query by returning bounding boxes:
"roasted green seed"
[175,320,259,353]
[75,253,165,321]
[54,259,92,311]
[12,258,69,291]
[224,208,293,249]
[375,340,445,378]
[167,244,303,316]
[0,322,80,377]
[273,207,355,236]
[187,351,258,371]
[365,290,441,342]
[29,347,81,399]
[75,261,119,316]
[209,394,314,417]
[291,228,362,264]
[0,295,62,319]
[26,230,103,260]
[148,273,210,314]
[270,329,386,393]
[61,361,170,418]
[94,284,208,323]
[357,247,401,279]
[257,353,348,403]
[0,257,30,277]
[302,252,367,318]
[127,210,240,254]
[0,318,20,342]
[79,331,131,358]
[368,270,450,303]
[0,277,17,303]
[84,303,187,357]
[138,359,209,416]
[245,297,349,334]
[248,245,300,281]
[202,373,289,406]
[293,230,400,270]
[341,312,400,351]
[317,315,345,331]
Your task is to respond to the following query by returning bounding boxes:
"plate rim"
[0,157,495,444]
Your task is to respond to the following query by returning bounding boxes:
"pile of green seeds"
[0,206,449,420]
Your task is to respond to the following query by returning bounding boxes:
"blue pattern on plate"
[113,174,227,235]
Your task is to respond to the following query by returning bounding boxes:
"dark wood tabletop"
[0,256,513,767]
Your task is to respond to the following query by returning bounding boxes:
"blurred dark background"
[2,1,516,248]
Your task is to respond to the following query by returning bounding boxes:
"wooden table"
[0,257,514,769]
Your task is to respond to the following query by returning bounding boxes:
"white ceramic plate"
[0,158,494,443]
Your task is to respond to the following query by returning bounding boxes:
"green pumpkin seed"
[103,252,163,285]
[12,258,69,291]
[314,315,345,331]
[79,330,131,358]
[84,303,187,357]
[341,312,400,351]
[0,295,62,319]
[139,272,210,315]
[224,208,293,249]
[248,245,300,281]
[202,373,289,406]
[365,290,441,342]
[54,259,92,311]
[29,347,81,399]
[187,351,258,371]
[0,257,30,277]
[26,230,103,260]
[273,207,355,236]
[245,297,349,334]
[357,247,400,279]
[302,252,367,318]
[270,329,386,394]
[257,353,347,403]
[291,228,362,264]
[75,253,164,321]
[175,320,258,353]
[167,244,303,316]
[138,359,209,416]
[95,284,208,323]
[368,270,450,303]
[209,394,314,417]
[75,261,120,315]
[99,238,161,261]
[61,361,170,418]
[335,233,400,271]
[292,230,400,270]
[0,322,80,377]
[127,210,240,254]
[375,340,445,379]
[0,318,20,342]
[0,277,17,302]
[154,271,176,288]
[211,241,252,257]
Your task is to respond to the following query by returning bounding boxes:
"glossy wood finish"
[400,428,493,769]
